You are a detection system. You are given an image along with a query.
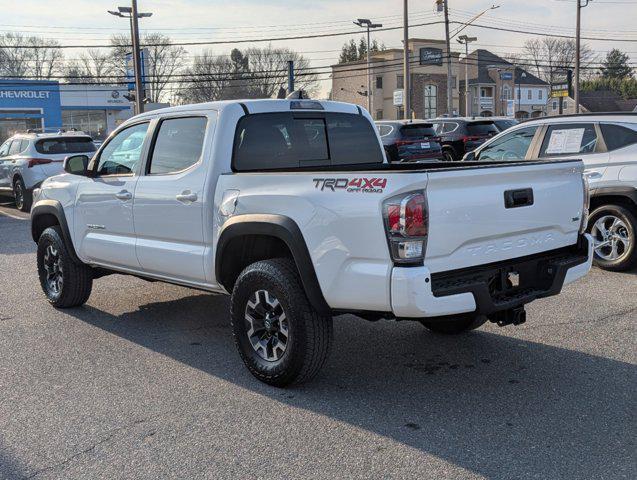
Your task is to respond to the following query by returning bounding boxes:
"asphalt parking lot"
[0,199,635,480]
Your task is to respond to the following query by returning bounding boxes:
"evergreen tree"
[600,49,634,79]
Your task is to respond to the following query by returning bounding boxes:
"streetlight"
[457,35,477,116]
[108,1,152,115]
[516,70,527,118]
[354,18,383,114]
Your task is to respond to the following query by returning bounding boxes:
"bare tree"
[64,49,112,83]
[26,36,63,79]
[523,37,596,83]
[245,44,319,98]
[0,33,35,78]
[107,33,186,102]
[176,50,236,104]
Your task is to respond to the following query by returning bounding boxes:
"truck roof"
[134,98,362,120]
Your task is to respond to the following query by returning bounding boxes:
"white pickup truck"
[30,99,593,386]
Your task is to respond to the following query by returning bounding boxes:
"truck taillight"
[383,191,428,264]
[580,174,591,234]
[26,158,53,168]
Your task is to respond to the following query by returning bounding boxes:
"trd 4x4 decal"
[313,177,387,193]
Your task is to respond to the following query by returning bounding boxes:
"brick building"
[331,39,460,120]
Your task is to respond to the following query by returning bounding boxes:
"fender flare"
[30,199,81,264]
[591,186,637,206]
[216,214,331,315]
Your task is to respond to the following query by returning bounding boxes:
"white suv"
[465,113,637,271]
[0,131,97,211]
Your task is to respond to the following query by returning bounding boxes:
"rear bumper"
[391,234,593,318]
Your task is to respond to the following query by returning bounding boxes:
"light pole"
[403,0,410,119]
[516,69,526,118]
[108,1,152,115]
[354,19,383,114]
[575,0,591,114]
[457,35,477,116]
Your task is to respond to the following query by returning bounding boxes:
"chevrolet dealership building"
[0,80,133,143]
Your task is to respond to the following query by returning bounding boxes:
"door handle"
[115,190,132,201]
[504,188,534,209]
[176,191,198,204]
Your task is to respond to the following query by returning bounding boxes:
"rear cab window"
[539,123,598,157]
[36,137,97,155]
[233,112,384,171]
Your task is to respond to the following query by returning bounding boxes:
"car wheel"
[442,149,456,162]
[231,258,333,387]
[419,314,487,334]
[37,226,93,308]
[588,204,637,271]
[13,177,32,212]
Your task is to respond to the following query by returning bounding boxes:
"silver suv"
[0,131,97,211]
[465,113,637,271]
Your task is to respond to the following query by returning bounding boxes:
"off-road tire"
[37,226,93,308]
[419,314,487,335]
[588,204,637,272]
[13,177,32,212]
[230,258,333,387]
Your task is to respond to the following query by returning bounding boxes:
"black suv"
[429,118,499,161]
[376,120,443,163]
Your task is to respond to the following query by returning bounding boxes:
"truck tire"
[13,177,32,212]
[230,258,333,387]
[419,314,487,335]
[588,204,637,271]
[36,226,93,308]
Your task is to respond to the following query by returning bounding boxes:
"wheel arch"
[590,187,637,215]
[216,214,331,315]
[31,200,81,264]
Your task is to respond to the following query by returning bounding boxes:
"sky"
[2,0,636,97]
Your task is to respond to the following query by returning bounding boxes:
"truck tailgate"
[424,160,585,273]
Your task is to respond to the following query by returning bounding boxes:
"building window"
[538,89,543,100]
[480,87,493,98]
[527,89,532,100]
[502,85,511,100]
[423,84,437,119]
[451,76,457,90]
[552,100,558,110]
[397,106,405,119]
[376,76,383,89]
[375,110,383,120]
[62,109,108,141]
[396,75,404,89]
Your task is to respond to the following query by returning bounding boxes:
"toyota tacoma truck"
[30,99,593,386]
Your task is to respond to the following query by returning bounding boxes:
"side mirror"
[463,151,476,161]
[63,154,90,175]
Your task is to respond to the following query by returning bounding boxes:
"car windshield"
[35,137,97,155]
[466,122,499,135]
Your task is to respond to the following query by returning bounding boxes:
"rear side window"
[540,123,597,157]
[148,117,207,175]
[233,112,383,171]
[8,140,22,155]
[400,124,436,138]
[35,137,97,155]
[466,122,498,135]
[377,124,394,137]
[600,123,637,151]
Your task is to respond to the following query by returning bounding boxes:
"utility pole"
[354,19,383,114]
[457,35,477,116]
[287,60,294,94]
[443,0,453,115]
[575,0,591,114]
[108,2,152,115]
[403,0,410,119]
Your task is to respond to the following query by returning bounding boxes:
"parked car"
[489,116,519,132]
[0,131,97,211]
[376,120,443,162]
[31,99,592,386]
[428,118,500,161]
[464,113,637,271]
